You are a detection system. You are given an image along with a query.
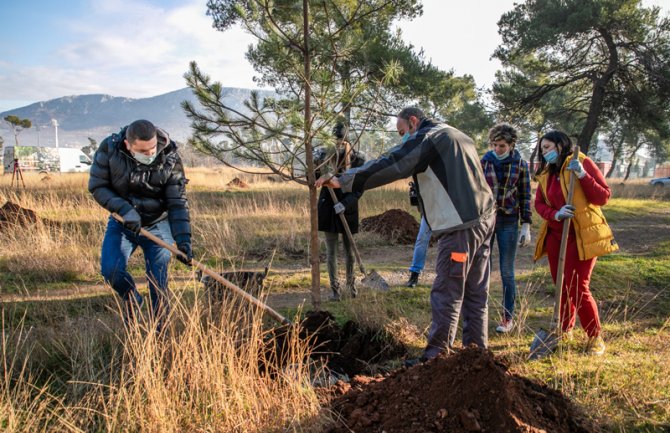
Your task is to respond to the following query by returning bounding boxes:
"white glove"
[567,159,587,179]
[333,202,345,215]
[555,205,576,221]
[518,223,531,247]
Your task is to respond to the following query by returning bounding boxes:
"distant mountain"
[0,87,271,148]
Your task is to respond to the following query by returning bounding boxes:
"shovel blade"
[529,328,560,360]
[361,270,390,292]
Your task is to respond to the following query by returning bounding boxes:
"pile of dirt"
[267,311,407,378]
[0,201,40,230]
[360,209,420,244]
[227,177,249,188]
[327,346,598,433]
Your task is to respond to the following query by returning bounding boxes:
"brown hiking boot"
[585,335,606,356]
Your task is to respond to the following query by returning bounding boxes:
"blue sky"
[1,0,669,112]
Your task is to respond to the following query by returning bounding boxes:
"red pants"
[545,229,601,337]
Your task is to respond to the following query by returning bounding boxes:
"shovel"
[529,146,580,360]
[111,213,291,325]
[326,187,390,292]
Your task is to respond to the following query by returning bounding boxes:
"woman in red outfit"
[533,131,618,355]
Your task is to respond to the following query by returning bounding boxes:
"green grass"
[602,198,670,222]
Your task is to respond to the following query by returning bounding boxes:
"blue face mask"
[495,150,510,160]
[133,152,157,165]
[543,149,558,164]
[401,131,418,144]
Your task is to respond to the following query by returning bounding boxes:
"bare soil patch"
[0,201,40,230]
[267,311,407,378]
[360,209,420,245]
[326,346,598,433]
[226,177,249,188]
[609,211,670,255]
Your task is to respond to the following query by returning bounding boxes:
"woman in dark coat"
[317,124,364,300]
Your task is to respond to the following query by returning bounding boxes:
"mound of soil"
[227,177,249,188]
[268,311,407,378]
[327,346,598,433]
[360,209,420,244]
[0,201,40,230]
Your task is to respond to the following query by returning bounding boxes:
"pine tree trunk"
[302,0,321,311]
[624,157,635,181]
[605,159,617,178]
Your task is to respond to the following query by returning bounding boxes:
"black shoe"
[406,271,420,288]
[403,356,427,368]
[329,292,341,302]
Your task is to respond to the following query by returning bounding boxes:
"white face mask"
[133,152,157,165]
[495,150,510,160]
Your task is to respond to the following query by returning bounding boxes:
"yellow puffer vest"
[534,153,618,261]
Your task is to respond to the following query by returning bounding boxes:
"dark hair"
[398,106,426,122]
[126,119,157,143]
[535,130,573,177]
[488,123,518,148]
[332,122,346,139]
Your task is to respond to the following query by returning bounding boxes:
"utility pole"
[51,119,59,148]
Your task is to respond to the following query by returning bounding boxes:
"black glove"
[409,182,419,207]
[175,235,193,266]
[122,208,142,234]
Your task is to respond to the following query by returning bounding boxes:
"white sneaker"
[495,319,514,333]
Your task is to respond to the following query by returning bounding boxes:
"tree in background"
[493,54,591,162]
[185,0,419,308]
[3,115,32,146]
[493,0,670,154]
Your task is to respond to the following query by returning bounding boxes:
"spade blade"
[529,328,560,360]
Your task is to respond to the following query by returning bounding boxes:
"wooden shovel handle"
[550,146,581,329]
[326,187,367,275]
[111,213,290,325]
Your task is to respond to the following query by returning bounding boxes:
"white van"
[2,146,92,174]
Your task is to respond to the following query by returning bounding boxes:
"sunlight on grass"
[1,168,669,432]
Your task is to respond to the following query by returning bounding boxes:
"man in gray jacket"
[317,107,495,360]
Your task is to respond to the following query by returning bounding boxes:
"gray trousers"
[324,231,356,296]
[424,212,495,359]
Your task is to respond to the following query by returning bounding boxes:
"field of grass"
[0,169,669,432]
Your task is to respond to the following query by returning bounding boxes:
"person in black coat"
[88,119,192,328]
[316,124,364,300]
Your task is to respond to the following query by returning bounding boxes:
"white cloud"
[0,0,257,108]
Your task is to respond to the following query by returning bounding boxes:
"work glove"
[567,159,587,179]
[174,235,193,266]
[518,223,531,247]
[334,202,345,215]
[554,205,576,221]
[333,193,357,215]
[122,208,142,234]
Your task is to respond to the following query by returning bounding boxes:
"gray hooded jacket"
[339,119,494,236]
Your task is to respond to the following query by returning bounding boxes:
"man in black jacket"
[89,119,192,327]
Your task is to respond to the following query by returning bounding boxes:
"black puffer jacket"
[88,126,191,240]
[317,146,365,234]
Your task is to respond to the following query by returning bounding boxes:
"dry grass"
[1,288,323,433]
[0,168,409,290]
[1,168,668,432]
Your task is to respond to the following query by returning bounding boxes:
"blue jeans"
[491,220,518,320]
[100,216,174,323]
[409,216,432,274]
